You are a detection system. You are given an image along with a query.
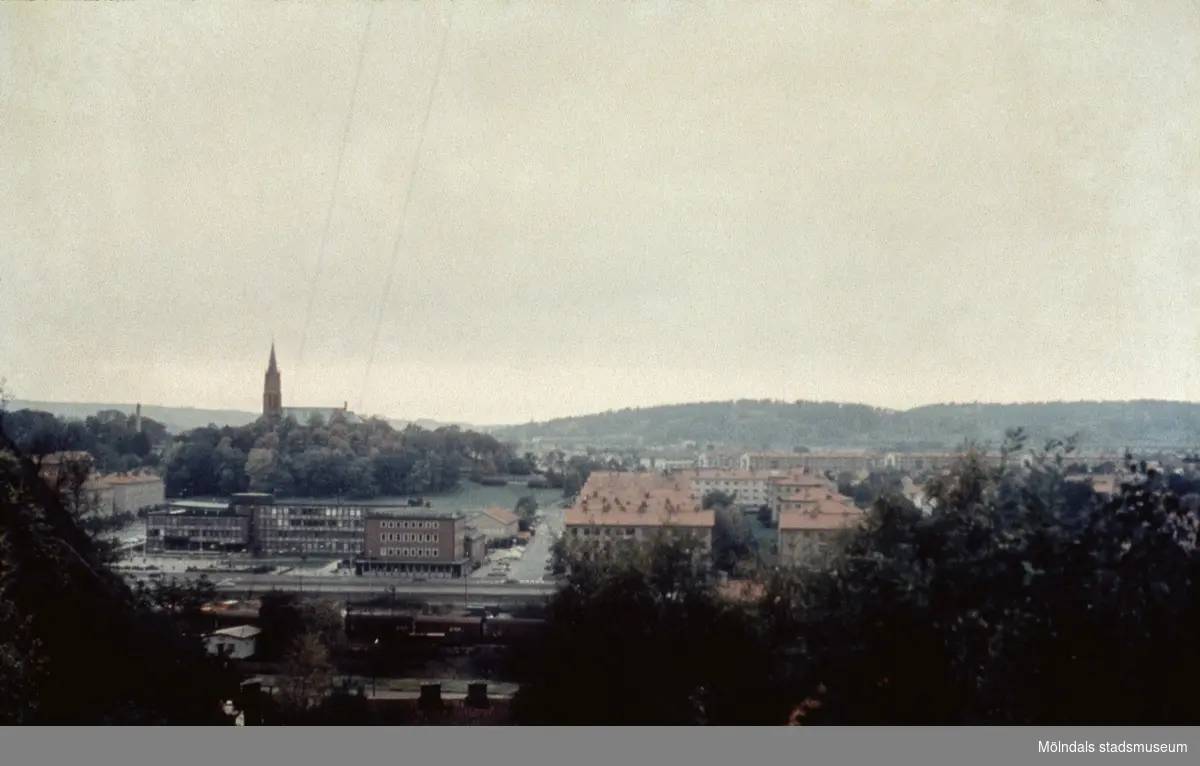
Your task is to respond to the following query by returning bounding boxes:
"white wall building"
[205,625,261,660]
[467,507,521,540]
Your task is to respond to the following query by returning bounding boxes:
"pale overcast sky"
[2,1,1198,425]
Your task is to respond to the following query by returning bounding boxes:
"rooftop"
[778,499,865,531]
[476,506,520,525]
[209,625,261,640]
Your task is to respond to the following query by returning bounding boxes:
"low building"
[100,471,166,514]
[205,625,261,660]
[467,507,521,540]
[145,504,252,554]
[777,497,866,568]
[360,511,473,578]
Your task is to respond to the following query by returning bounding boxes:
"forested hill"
[490,400,1200,451]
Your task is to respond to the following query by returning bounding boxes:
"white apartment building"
[680,468,788,509]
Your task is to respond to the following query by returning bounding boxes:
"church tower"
[263,343,282,422]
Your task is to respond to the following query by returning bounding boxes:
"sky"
[2,0,1198,426]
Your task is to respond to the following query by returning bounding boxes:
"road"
[471,504,565,584]
[124,570,557,601]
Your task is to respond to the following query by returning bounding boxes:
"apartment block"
[565,472,715,550]
[683,468,789,509]
[777,496,866,568]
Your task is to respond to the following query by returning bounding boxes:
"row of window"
[380,547,440,559]
[379,533,438,543]
[262,507,365,518]
[379,520,439,530]
[574,527,638,537]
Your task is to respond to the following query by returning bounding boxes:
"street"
[471,504,564,584]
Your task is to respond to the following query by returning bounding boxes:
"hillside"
[9,400,260,434]
[489,400,1200,452]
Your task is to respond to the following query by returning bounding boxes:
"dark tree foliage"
[771,443,1200,725]
[1,407,168,471]
[0,422,236,724]
[162,417,518,500]
[256,592,346,663]
[511,534,788,725]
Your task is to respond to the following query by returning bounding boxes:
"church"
[261,343,361,426]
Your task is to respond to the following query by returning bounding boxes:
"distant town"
[3,341,1198,726]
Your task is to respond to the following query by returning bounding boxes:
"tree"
[274,633,336,715]
[0,413,236,724]
[515,495,539,532]
[256,594,345,663]
[511,533,784,725]
[702,490,737,510]
[712,506,757,574]
[768,445,1200,725]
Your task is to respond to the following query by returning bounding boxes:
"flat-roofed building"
[361,511,472,578]
[145,504,252,554]
[249,501,367,558]
[741,451,879,474]
[683,468,789,510]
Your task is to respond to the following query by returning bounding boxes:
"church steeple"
[263,342,282,422]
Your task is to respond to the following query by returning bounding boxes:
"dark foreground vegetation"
[3,398,1199,723]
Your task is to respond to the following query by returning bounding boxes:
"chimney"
[418,683,443,710]
[466,682,490,708]
[134,403,142,433]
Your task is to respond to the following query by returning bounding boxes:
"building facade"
[466,507,520,541]
[360,511,472,577]
[250,501,367,557]
[103,472,166,514]
[145,505,252,554]
[777,497,865,568]
[683,468,790,509]
[205,625,261,660]
[564,472,716,551]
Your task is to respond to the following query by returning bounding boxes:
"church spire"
[263,342,282,422]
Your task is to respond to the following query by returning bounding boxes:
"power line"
[293,2,376,404]
[358,3,457,415]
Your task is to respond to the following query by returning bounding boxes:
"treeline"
[0,421,238,724]
[162,413,522,499]
[0,407,169,472]
[492,399,1200,450]
[515,442,1200,725]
